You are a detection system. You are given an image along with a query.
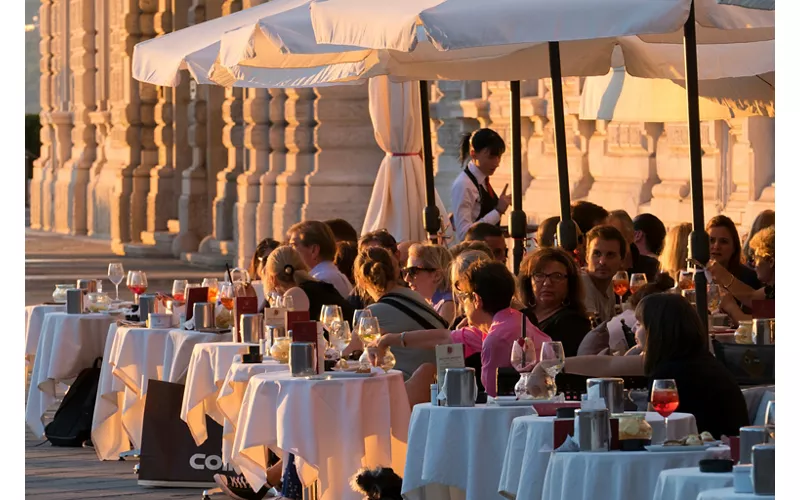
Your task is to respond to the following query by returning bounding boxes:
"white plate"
[645,443,719,452]
[488,397,534,407]
[306,372,374,380]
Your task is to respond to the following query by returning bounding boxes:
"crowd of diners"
[223,129,775,500]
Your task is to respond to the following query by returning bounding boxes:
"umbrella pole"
[420,80,441,241]
[510,81,527,274]
[548,42,578,252]
[683,2,710,335]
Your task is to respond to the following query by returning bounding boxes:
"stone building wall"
[30,0,775,268]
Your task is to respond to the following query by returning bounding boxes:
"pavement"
[25,227,221,499]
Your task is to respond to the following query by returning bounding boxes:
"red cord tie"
[389,152,422,157]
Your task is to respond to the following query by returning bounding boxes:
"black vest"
[463,167,499,222]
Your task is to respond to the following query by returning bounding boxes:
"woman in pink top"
[375,260,550,397]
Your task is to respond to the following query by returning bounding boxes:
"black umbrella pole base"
[423,206,441,240]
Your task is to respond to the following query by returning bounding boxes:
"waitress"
[451,128,511,243]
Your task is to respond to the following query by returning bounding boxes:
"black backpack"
[44,357,102,447]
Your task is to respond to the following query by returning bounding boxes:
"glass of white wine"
[357,316,381,345]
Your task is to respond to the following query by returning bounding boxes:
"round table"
[216,359,289,463]
[230,371,410,500]
[652,467,734,500]
[180,342,258,445]
[25,303,66,366]
[498,412,697,500]
[697,487,774,500]
[25,312,117,438]
[541,449,714,500]
[91,325,231,460]
[403,403,535,500]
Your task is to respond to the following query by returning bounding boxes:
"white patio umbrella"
[580,66,774,122]
[717,0,774,10]
[303,0,773,324]
[362,76,448,242]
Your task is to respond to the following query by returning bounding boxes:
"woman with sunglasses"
[518,247,591,357]
[403,243,456,325]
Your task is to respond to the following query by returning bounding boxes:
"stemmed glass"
[172,280,188,304]
[651,379,680,443]
[281,294,294,311]
[202,278,219,303]
[765,400,775,443]
[126,271,148,304]
[328,320,351,359]
[678,270,695,291]
[320,305,344,332]
[108,263,125,301]
[539,341,566,399]
[629,273,648,295]
[707,284,721,313]
[357,316,381,345]
[219,282,235,311]
[352,309,373,328]
[612,271,629,312]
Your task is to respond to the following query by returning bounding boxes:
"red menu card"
[553,419,574,449]
[286,310,311,334]
[185,287,209,321]
[234,296,259,337]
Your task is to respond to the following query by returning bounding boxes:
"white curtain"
[361,76,449,243]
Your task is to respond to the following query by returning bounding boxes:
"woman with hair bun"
[355,246,449,378]
[451,128,511,242]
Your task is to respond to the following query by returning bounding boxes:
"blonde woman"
[262,245,353,323]
[658,223,692,282]
[403,243,456,325]
[742,209,775,268]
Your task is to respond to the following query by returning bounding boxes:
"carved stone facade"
[31,0,775,267]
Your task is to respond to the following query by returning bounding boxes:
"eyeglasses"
[402,266,436,279]
[533,272,567,284]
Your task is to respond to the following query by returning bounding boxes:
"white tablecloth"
[541,449,713,500]
[697,487,774,500]
[91,325,231,460]
[180,342,257,445]
[216,359,289,463]
[652,467,734,500]
[25,304,66,364]
[231,371,411,500]
[499,412,697,500]
[404,403,535,500]
[25,312,116,438]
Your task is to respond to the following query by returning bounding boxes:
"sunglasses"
[402,266,436,279]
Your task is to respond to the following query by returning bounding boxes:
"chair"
[713,339,775,386]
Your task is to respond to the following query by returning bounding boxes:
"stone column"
[172,0,224,257]
[103,0,142,254]
[584,120,662,216]
[44,0,73,232]
[430,80,480,211]
[140,0,175,249]
[256,88,286,242]
[128,0,159,244]
[30,0,54,231]
[650,121,724,228]
[272,88,315,239]
[523,77,594,222]
[726,116,775,225]
[300,85,382,230]
[86,0,111,238]
[55,0,96,235]
[235,85,271,268]
[171,0,191,226]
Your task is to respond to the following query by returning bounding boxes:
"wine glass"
[327,319,351,359]
[678,270,695,291]
[202,278,219,303]
[357,316,381,345]
[281,294,294,311]
[765,400,775,442]
[612,271,629,311]
[172,279,188,304]
[651,379,680,443]
[539,341,566,399]
[352,309,373,329]
[629,273,648,295]
[320,305,344,331]
[707,284,721,312]
[219,282,235,311]
[126,270,148,304]
[108,263,125,301]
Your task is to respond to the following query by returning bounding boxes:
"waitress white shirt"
[450,161,502,243]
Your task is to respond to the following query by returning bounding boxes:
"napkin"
[555,434,580,452]
[116,319,146,327]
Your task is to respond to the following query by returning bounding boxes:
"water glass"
[108,263,125,301]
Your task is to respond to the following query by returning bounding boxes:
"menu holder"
[234,296,259,337]
[263,307,287,331]
[553,419,575,449]
[185,287,209,321]
[435,344,465,394]
[286,310,311,334]
[291,320,321,374]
